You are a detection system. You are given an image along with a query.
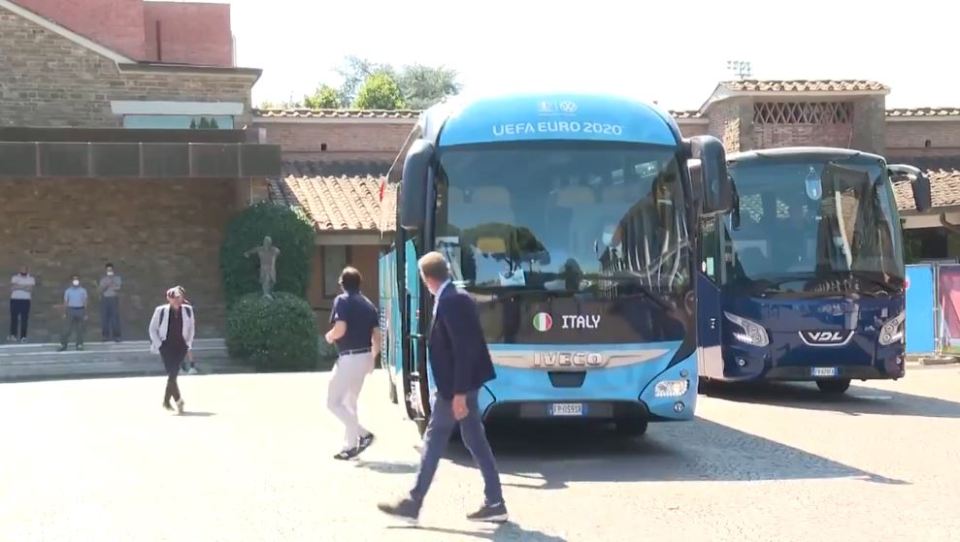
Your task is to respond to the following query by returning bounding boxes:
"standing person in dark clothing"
[378,251,507,525]
[324,266,381,460]
[148,286,195,415]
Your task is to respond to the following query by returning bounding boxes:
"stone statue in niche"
[245,236,280,298]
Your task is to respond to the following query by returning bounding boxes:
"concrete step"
[0,338,252,383]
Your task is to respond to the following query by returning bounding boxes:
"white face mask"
[107,271,114,276]
[72,280,80,287]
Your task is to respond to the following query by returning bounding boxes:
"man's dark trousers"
[101,297,121,340]
[409,390,503,507]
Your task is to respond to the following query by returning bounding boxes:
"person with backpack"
[148,286,195,414]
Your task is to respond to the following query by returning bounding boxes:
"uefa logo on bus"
[532,312,553,332]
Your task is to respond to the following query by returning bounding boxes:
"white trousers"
[327,351,375,449]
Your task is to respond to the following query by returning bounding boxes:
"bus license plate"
[550,403,584,416]
[811,367,838,377]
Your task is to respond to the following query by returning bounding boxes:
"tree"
[396,64,461,109]
[336,55,394,105]
[303,84,344,109]
[353,72,406,110]
[335,55,461,109]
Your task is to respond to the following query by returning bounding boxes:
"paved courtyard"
[1,366,958,541]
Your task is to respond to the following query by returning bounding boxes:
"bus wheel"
[415,418,429,437]
[816,379,851,394]
[388,378,398,404]
[614,417,648,437]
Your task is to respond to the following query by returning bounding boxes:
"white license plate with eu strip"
[811,367,838,377]
[550,403,584,416]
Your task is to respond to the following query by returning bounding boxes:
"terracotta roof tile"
[670,110,702,120]
[893,168,960,211]
[281,160,392,178]
[255,107,704,121]
[721,80,888,93]
[269,174,395,232]
[886,108,960,118]
[254,108,420,120]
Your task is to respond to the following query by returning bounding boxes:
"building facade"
[0,0,279,342]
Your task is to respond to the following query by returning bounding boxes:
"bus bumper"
[479,352,698,423]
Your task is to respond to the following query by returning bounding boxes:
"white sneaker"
[175,399,185,415]
[188,367,198,375]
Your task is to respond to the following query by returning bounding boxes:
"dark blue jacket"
[429,284,496,400]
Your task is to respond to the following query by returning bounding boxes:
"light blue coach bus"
[378,92,732,436]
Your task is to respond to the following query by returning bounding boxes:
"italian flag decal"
[532,312,553,332]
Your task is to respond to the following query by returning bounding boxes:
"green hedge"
[220,202,315,306]
[226,292,319,372]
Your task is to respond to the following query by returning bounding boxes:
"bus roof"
[727,146,885,164]
[421,92,682,148]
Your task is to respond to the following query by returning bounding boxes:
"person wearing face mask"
[59,275,88,351]
[98,263,123,342]
[9,265,35,343]
[148,286,195,414]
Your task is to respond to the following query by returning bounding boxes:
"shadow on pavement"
[355,460,419,475]
[387,522,566,541]
[700,380,960,418]
[444,417,906,490]
[178,411,216,417]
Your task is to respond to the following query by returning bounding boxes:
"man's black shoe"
[333,446,361,461]
[466,502,508,523]
[377,498,420,525]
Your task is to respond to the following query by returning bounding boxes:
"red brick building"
[0,0,278,341]
[257,80,960,314]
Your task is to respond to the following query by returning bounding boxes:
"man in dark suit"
[378,251,507,525]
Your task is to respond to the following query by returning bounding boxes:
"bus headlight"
[724,311,770,347]
[655,379,689,398]
[879,312,905,346]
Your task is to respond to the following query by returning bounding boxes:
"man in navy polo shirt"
[324,266,381,460]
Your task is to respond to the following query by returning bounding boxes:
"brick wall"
[753,123,854,150]
[850,96,886,155]
[0,8,254,128]
[144,2,233,66]
[14,0,147,59]
[0,177,242,342]
[676,121,708,138]
[707,99,750,153]
[255,121,414,160]
[887,119,960,157]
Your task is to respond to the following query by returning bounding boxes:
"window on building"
[122,115,235,130]
[323,245,350,296]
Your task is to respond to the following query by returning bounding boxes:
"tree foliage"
[226,292,319,372]
[353,72,406,110]
[219,202,315,306]
[303,84,344,109]
[396,64,461,110]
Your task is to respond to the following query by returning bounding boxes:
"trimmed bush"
[226,292,319,372]
[220,201,315,306]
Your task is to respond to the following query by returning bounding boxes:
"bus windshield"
[723,156,904,293]
[434,141,691,301]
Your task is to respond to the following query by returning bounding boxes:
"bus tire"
[415,418,429,437]
[816,379,851,394]
[388,378,398,404]
[614,417,648,437]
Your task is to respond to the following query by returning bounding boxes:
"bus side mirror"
[889,164,932,213]
[686,136,731,216]
[400,139,435,231]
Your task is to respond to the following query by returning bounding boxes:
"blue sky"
[218,0,959,110]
